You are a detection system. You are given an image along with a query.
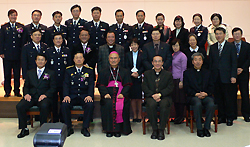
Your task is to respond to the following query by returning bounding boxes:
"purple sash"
[107,80,124,123]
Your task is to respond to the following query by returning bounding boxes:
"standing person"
[142,28,172,71]
[170,15,189,51]
[131,10,153,49]
[0,9,24,97]
[61,52,94,137]
[232,27,250,122]
[65,4,87,50]
[22,29,48,80]
[207,13,229,55]
[45,11,67,47]
[85,6,109,51]
[209,27,237,126]
[110,9,132,53]
[171,39,187,124]
[97,51,132,137]
[16,54,56,138]
[141,55,174,140]
[46,32,72,122]
[154,13,171,44]
[190,13,208,49]
[125,38,144,122]
[23,10,47,44]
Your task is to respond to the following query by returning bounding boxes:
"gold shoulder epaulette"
[84,65,93,69]
[66,65,74,69]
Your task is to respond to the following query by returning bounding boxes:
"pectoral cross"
[114,82,118,87]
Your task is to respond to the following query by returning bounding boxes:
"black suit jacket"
[142,69,174,100]
[23,23,47,45]
[125,50,144,76]
[183,68,214,103]
[21,42,47,79]
[233,41,250,81]
[190,25,208,48]
[71,42,97,68]
[23,68,56,100]
[142,41,172,70]
[0,22,24,60]
[209,41,237,83]
[170,28,189,51]
[183,47,208,69]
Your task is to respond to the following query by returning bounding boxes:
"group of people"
[0,4,249,141]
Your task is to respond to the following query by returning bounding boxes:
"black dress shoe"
[150,130,158,139]
[226,120,233,126]
[67,127,74,137]
[106,132,113,137]
[197,129,204,137]
[4,93,10,97]
[174,118,184,124]
[203,128,211,137]
[17,128,29,138]
[218,118,226,124]
[81,128,90,137]
[114,132,121,137]
[137,119,142,122]
[244,117,250,122]
[77,116,83,121]
[132,119,137,122]
[15,93,22,97]
[158,129,165,140]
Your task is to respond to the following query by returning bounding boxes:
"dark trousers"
[237,77,250,118]
[214,77,237,120]
[3,59,20,94]
[16,98,52,129]
[190,96,215,130]
[52,87,63,122]
[61,97,94,128]
[174,103,185,121]
[146,98,172,130]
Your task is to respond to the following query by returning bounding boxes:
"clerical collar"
[154,69,162,76]
[32,23,39,29]
[194,67,202,72]
[108,44,116,49]
[189,46,199,52]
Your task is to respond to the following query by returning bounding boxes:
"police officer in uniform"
[46,32,72,122]
[65,5,87,50]
[110,9,132,53]
[132,10,153,49]
[45,11,67,47]
[61,52,94,137]
[22,29,47,80]
[23,10,47,45]
[0,9,24,97]
[85,6,109,51]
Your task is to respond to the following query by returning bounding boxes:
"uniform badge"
[64,60,67,65]
[85,81,88,85]
[71,82,74,85]
[144,35,147,41]
[51,59,54,65]
[124,34,127,40]
[198,32,201,36]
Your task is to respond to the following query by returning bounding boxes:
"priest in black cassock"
[97,51,132,137]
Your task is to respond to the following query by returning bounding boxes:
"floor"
[0,118,250,147]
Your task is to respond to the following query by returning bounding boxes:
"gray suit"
[97,44,125,73]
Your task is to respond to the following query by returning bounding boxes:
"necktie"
[38,69,42,79]
[73,20,76,26]
[155,44,159,55]
[11,23,15,30]
[37,45,40,53]
[57,48,60,53]
[236,43,240,58]
[139,24,141,29]
[95,22,98,29]
[83,44,86,54]
[118,24,121,29]
[77,68,81,74]
[57,27,60,32]
[218,43,222,56]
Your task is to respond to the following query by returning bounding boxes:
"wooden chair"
[142,104,170,135]
[186,105,218,133]
[26,106,53,128]
[71,106,84,115]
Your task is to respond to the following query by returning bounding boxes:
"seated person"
[97,51,132,137]
[141,55,174,140]
[61,52,94,137]
[183,52,215,137]
[16,53,56,138]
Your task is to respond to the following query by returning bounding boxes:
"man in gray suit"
[97,31,124,73]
